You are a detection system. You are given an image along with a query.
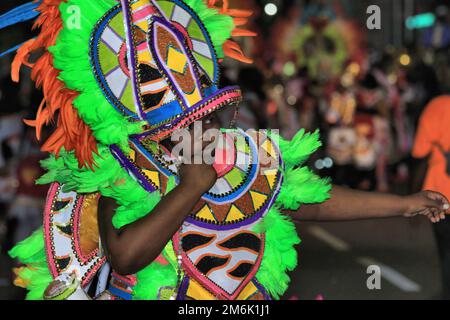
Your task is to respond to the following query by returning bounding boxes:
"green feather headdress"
[12,0,254,169]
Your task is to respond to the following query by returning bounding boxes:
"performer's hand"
[403,191,450,223]
[179,163,217,195]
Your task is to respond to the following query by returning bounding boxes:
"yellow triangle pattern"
[264,169,278,190]
[261,139,276,159]
[196,204,216,221]
[237,281,259,300]
[250,191,268,211]
[128,149,136,162]
[142,170,160,189]
[138,50,153,64]
[226,205,246,222]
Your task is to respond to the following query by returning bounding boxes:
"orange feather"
[12,0,98,168]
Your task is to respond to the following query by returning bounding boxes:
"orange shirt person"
[412,95,450,299]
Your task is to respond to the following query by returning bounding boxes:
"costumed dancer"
[2,0,449,300]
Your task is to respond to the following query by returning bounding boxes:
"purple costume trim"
[253,279,272,300]
[176,276,190,300]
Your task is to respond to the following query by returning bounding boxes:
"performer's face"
[161,110,221,155]
[161,102,239,163]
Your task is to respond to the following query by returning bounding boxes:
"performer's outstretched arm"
[286,185,450,222]
[98,163,216,276]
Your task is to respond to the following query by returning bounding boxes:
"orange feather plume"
[11,0,98,169]
[207,0,256,63]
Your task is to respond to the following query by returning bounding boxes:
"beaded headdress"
[2,0,255,168]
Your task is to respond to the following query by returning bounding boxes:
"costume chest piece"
[111,129,283,299]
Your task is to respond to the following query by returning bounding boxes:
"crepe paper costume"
[5,0,330,300]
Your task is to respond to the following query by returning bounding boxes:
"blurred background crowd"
[1,0,450,299]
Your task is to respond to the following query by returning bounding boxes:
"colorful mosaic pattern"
[90,0,241,140]
[174,221,265,299]
[110,129,283,299]
[91,6,137,118]
[43,183,106,287]
[111,129,283,226]
[154,0,219,83]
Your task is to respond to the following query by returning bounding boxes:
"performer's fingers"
[425,191,450,210]
[430,214,438,223]
[425,210,438,223]
[430,208,441,222]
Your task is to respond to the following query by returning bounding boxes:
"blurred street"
[285,217,441,300]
